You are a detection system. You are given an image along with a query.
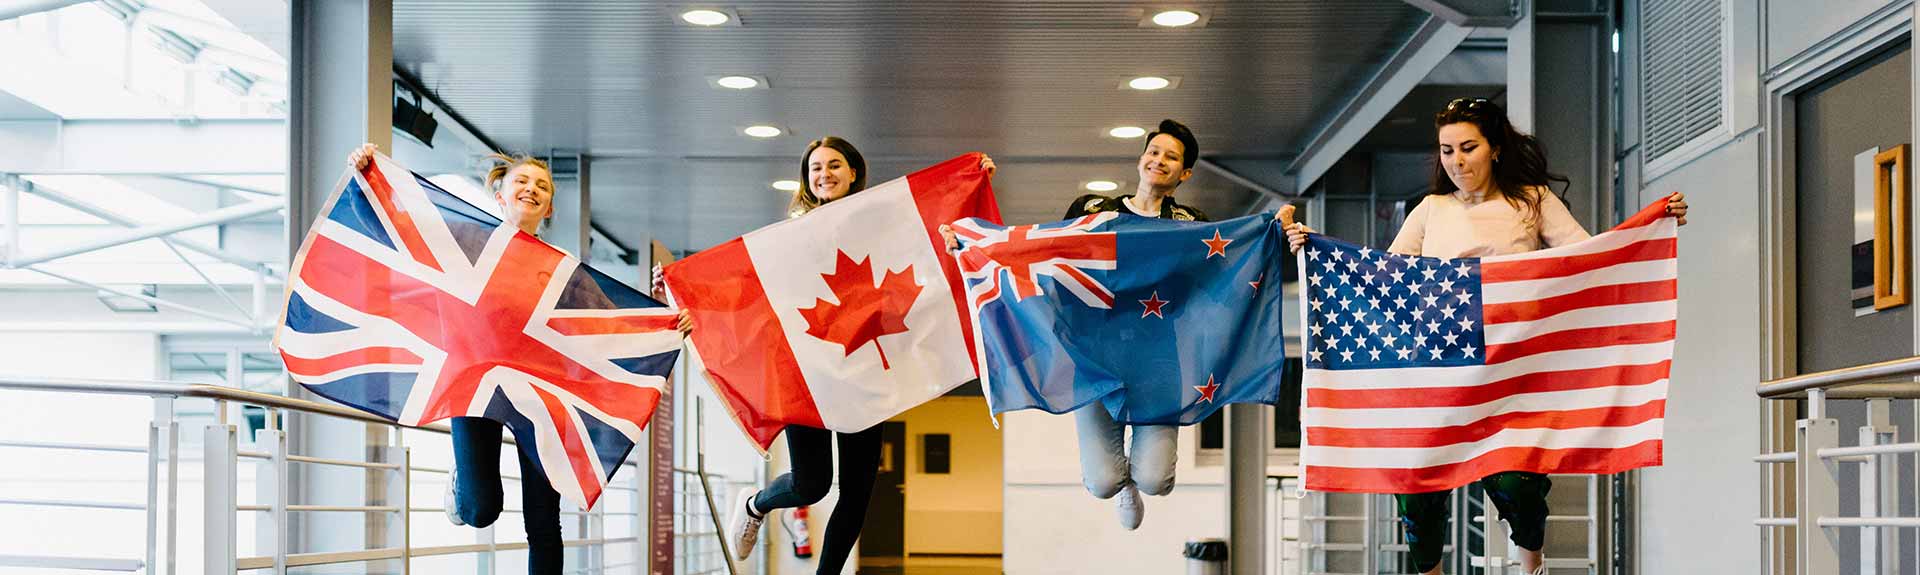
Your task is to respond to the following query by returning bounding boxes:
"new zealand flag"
[951,212,1290,424]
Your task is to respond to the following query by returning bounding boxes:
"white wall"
[1001,409,1233,575]
[1635,135,1765,574]
[1627,1,1768,573]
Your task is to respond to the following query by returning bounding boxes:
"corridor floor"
[858,555,1001,575]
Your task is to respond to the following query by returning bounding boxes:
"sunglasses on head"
[1445,97,1492,111]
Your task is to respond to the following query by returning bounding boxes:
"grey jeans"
[1075,404,1178,497]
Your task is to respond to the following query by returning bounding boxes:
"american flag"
[1299,198,1675,493]
[276,155,680,508]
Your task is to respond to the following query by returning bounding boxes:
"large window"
[0,1,289,334]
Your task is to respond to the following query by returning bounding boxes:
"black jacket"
[1063,193,1210,222]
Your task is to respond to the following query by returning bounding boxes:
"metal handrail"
[0,375,460,432]
[0,374,695,575]
[1755,354,1920,398]
[1754,357,1918,574]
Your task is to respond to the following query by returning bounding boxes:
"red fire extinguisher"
[787,506,814,558]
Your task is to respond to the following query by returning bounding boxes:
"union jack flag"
[952,212,1120,309]
[275,154,680,508]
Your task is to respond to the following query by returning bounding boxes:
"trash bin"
[1184,539,1228,575]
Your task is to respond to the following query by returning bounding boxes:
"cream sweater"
[1386,188,1591,258]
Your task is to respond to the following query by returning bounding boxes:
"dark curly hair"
[1427,97,1569,229]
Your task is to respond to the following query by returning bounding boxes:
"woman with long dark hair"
[697,137,995,574]
[1282,98,1688,575]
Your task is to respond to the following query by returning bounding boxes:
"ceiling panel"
[392,0,1431,253]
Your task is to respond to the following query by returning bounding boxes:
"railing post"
[205,409,239,574]
[389,429,410,575]
[1483,490,1509,574]
[164,397,179,575]
[1360,493,1377,575]
[145,401,163,575]
[1858,398,1897,574]
[633,464,646,575]
[1797,408,1841,574]
[266,409,289,575]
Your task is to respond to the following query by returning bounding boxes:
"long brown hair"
[789,136,867,217]
[1427,98,1569,229]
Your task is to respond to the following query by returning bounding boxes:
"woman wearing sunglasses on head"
[1279,98,1689,575]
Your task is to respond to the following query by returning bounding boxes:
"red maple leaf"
[798,250,924,369]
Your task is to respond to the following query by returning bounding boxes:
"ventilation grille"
[1642,0,1726,162]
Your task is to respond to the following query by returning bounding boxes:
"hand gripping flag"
[1298,198,1677,493]
[662,153,1001,451]
[275,154,680,509]
[952,213,1289,424]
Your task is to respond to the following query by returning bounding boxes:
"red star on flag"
[1250,272,1264,291]
[1139,291,1169,318]
[1202,229,1234,258]
[1194,374,1220,403]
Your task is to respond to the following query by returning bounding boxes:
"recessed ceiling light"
[681,9,731,26]
[1151,10,1202,27]
[744,125,782,138]
[772,180,801,192]
[1109,126,1147,139]
[716,76,759,89]
[1085,180,1120,192]
[1127,76,1172,91]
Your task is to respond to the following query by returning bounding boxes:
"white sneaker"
[1516,546,1547,574]
[1114,483,1145,530]
[444,468,466,526]
[726,487,765,560]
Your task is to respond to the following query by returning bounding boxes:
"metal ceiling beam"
[1195,157,1295,200]
[197,0,291,59]
[23,181,280,276]
[0,119,286,175]
[6,199,282,268]
[1402,0,1520,27]
[1286,16,1473,193]
[0,0,93,22]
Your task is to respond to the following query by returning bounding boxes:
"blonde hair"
[484,153,552,192]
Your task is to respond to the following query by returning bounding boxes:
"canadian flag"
[662,153,1001,450]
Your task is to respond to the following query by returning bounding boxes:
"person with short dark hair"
[1068,118,1206,530]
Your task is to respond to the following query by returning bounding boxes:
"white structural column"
[3,174,17,267]
[1226,404,1265,575]
[1508,0,1616,229]
[287,0,393,564]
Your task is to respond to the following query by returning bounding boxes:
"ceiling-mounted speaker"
[393,93,439,148]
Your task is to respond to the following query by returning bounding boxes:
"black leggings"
[450,417,564,575]
[1396,472,1552,573]
[751,424,883,575]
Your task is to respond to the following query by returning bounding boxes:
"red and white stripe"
[1302,199,1676,493]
